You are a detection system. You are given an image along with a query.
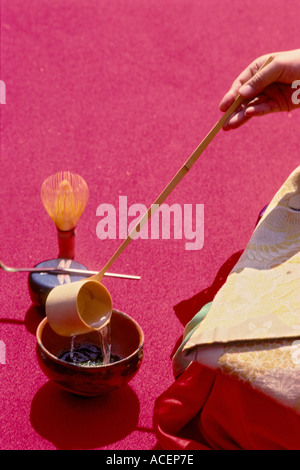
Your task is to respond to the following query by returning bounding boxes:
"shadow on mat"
[30,381,140,449]
[0,305,43,330]
[27,306,145,449]
[24,305,45,334]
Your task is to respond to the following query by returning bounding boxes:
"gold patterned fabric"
[184,166,300,413]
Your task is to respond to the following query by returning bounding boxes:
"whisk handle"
[57,229,75,259]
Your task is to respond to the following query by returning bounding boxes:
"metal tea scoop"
[0,260,140,279]
[46,57,274,337]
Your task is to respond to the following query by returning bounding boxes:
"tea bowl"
[36,309,144,397]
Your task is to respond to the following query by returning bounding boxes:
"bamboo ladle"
[46,57,273,336]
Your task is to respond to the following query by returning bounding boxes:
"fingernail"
[245,106,255,115]
[219,97,228,111]
[240,84,253,96]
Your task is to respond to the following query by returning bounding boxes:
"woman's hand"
[219,50,300,130]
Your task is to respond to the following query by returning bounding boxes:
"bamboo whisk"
[41,171,89,259]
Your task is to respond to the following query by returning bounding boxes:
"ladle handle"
[95,56,274,280]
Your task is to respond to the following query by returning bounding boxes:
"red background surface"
[0,0,299,450]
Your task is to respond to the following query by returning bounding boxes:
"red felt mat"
[0,0,299,450]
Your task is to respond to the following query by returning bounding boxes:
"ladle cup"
[46,57,274,337]
[46,279,112,336]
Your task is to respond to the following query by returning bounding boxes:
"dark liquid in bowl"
[58,342,121,366]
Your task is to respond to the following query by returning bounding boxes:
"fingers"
[239,58,282,99]
[219,54,283,111]
[222,112,250,131]
[244,101,276,117]
[219,89,236,112]
[222,89,285,130]
[219,56,269,111]
[219,50,300,130]
[223,101,276,130]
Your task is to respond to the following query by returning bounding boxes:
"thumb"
[239,59,280,99]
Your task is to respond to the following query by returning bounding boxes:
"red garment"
[154,362,300,450]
